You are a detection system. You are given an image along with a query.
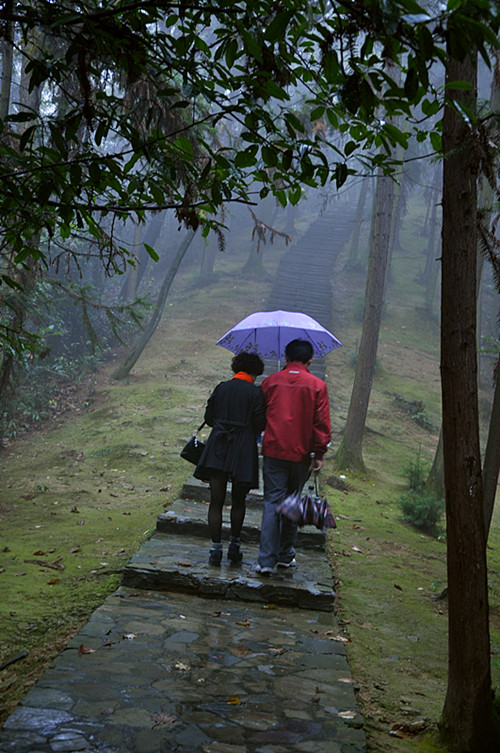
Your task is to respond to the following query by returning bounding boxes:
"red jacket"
[261,362,331,463]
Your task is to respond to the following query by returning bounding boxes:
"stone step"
[157,498,326,550]
[122,533,335,612]
[181,475,263,505]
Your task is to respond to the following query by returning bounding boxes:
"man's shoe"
[255,563,277,576]
[209,548,222,566]
[227,541,243,562]
[277,558,296,568]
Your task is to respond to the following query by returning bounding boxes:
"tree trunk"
[111,229,196,380]
[345,178,370,270]
[425,428,444,500]
[336,169,394,470]
[0,1,13,121]
[440,52,499,752]
[483,363,500,537]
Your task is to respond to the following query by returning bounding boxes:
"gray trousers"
[258,456,310,568]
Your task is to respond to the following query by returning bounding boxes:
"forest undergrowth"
[0,224,499,753]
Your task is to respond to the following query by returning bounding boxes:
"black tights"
[208,472,250,542]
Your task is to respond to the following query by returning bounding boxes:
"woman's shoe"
[227,541,243,562]
[209,548,222,566]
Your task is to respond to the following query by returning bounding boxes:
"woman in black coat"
[194,352,266,565]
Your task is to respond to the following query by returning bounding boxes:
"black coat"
[194,378,266,487]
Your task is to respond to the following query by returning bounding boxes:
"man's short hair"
[231,351,265,376]
[285,339,313,364]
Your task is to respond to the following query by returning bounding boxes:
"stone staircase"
[266,204,356,378]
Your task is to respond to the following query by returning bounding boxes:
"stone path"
[0,477,366,753]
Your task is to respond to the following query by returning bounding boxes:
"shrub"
[398,489,445,534]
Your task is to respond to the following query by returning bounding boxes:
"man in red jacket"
[256,339,331,574]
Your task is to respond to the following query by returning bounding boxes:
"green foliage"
[398,446,444,534]
[398,489,445,533]
[402,446,428,491]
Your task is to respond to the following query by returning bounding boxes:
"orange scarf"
[232,371,255,383]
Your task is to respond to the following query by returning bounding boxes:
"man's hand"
[309,456,323,473]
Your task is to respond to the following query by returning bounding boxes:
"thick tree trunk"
[440,53,499,752]
[336,169,394,470]
[112,229,196,380]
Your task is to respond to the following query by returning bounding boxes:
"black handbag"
[180,422,206,465]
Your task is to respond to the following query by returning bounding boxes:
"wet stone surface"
[1,489,365,752]
[0,588,365,752]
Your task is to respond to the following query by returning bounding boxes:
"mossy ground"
[1,209,499,753]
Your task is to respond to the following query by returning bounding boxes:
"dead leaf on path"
[235,619,250,627]
[323,631,350,643]
[176,561,193,567]
[226,695,242,705]
[151,711,177,728]
[231,643,251,656]
[339,710,357,719]
[268,647,284,655]
[262,603,277,610]
[79,644,95,655]
[174,661,190,671]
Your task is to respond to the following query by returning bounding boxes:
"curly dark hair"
[231,352,265,376]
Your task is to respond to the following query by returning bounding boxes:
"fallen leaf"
[79,644,95,655]
[47,578,60,585]
[151,711,177,728]
[235,619,250,627]
[176,561,193,567]
[33,550,46,556]
[14,572,27,577]
[174,661,190,671]
[268,647,284,655]
[226,695,241,705]
[231,643,251,656]
[394,583,403,591]
[338,677,355,684]
[70,546,81,554]
[338,710,357,719]
[262,603,277,610]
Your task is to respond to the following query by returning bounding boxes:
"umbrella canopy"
[216,309,342,360]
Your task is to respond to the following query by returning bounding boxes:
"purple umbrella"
[216,309,342,360]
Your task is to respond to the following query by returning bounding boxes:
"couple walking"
[194,339,331,574]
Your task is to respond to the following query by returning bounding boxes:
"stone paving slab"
[0,588,365,753]
[158,498,326,550]
[122,533,335,611]
[181,476,263,505]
